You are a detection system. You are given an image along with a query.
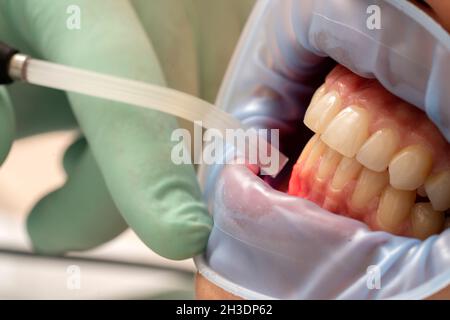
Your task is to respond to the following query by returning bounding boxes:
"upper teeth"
[356,128,400,172]
[388,144,433,191]
[320,106,370,158]
[424,170,450,211]
[298,85,450,237]
[304,91,342,133]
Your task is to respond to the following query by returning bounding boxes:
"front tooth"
[309,84,327,106]
[321,106,370,158]
[388,144,433,191]
[410,203,445,240]
[297,134,319,165]
[303,137,327,172]
[356,128,399,172]
[351,168,389,210]
[304,91,342,133]
[424,170,450,211]
[317,148,342,181]
[377,186,416,233]
[331,157,362,190]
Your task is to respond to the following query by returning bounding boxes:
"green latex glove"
[0,0,254,259]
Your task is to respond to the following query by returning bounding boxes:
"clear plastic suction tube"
[6,54,287,176]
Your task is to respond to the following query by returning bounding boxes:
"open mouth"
[196,0,450,301]
[288,65,450,240]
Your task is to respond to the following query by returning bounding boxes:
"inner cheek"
[411,0,450,32]
[287,65,450,240]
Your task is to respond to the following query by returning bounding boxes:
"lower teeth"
[290,131,447,239]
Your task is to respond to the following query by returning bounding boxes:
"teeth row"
[302,139,446,237]
[377,189,445,238]
[304,88,450,211]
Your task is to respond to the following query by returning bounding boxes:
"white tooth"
[410,203,445,240]
[331,157,362,190]
[303,137,327,172]
[309,84,327,106]
[388,144,433,191]
[424,170,450,211]
[297,134,319,164]
[377,186,416,233]
[304,91,342,133]
[356,128,399,172]
[321,106,370,158]
[317,148,342,181]
[351,168,389,210]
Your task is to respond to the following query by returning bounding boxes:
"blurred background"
[0,130,196,299]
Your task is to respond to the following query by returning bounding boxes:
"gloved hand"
[0,0,254,260]
[198,0,450,299]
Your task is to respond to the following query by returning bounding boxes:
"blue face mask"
[197,0,450,299]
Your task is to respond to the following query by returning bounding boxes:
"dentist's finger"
[27,138,128,254]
